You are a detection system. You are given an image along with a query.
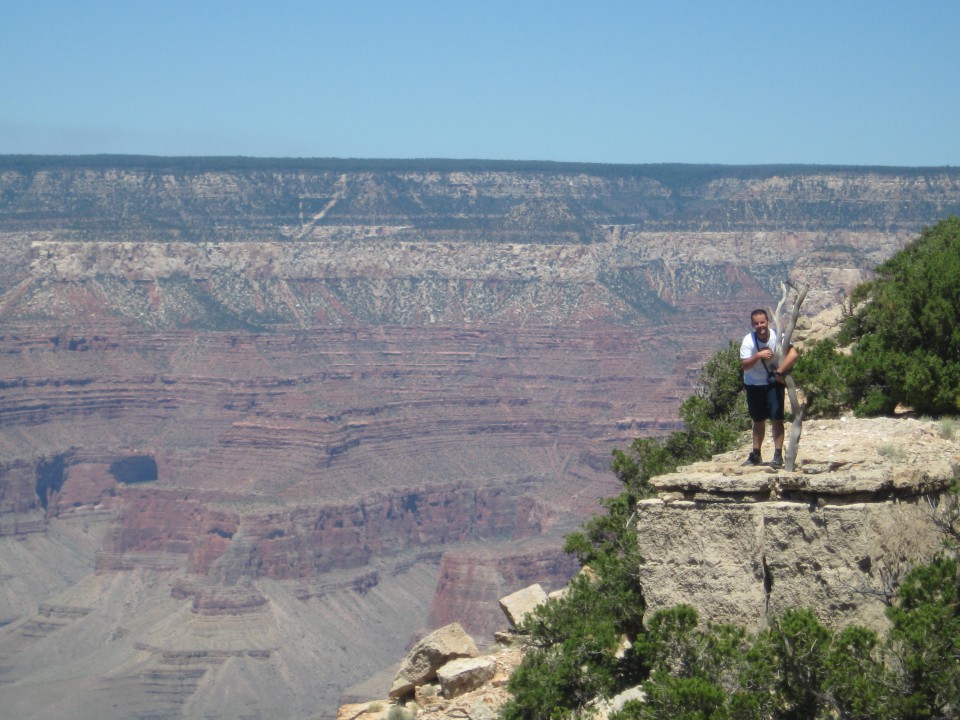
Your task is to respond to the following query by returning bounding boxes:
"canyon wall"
[1,157,959,718]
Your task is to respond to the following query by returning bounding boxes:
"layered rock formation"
[638,416,959,632]
[1,157,960,718]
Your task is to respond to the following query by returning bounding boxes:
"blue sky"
[2,1,958,165]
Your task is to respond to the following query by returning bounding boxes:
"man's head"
[751,309,770,340]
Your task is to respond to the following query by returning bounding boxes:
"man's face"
[752,312,770,340]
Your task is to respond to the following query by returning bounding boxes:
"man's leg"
[772,420,785,450]
[744,386,766,465]
[770,384,786,468]
[753,420,766,451]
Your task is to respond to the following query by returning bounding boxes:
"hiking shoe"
[745,449,762,466]
[770,450,784,469]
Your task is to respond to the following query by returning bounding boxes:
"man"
[740,309,799,468]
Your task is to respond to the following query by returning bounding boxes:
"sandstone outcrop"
[637,416,959,631]
[389,622,479,699]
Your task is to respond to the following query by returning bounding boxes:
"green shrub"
[386,706,415,720]
[611,341,749,498]
[503,498,647,720]
[885,556,960,716]
[506,552,960,719]
[627,675,729,720]
[841,216,960,416]
[878,443,906,461]
[823,626,893,720]
[790,337,851,417]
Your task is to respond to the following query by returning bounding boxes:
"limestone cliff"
[638,416,959,632]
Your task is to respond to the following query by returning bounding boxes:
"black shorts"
[745,383,785,422]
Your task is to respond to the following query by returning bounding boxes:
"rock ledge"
[640,417,959,631]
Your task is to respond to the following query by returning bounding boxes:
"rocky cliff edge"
[638,416,959,632]
[340,416,960,720]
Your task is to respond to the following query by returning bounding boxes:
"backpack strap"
[754,332,777,380]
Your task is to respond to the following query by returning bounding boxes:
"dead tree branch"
[773,281,809,471]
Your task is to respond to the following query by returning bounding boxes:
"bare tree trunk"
[782,380,803,471]
[772,282,808,471]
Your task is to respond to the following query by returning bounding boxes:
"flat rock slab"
[651,417,960,498]
[437,656,497,698]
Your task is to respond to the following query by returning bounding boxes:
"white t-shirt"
[740,328,778,386]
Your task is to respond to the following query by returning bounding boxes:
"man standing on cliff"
[740,309,799,468]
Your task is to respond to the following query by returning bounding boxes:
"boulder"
[436,656,497,698]
[498,584,547,628]
[389,622,479,698]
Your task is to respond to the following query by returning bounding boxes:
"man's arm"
[741,347,775,370]
[774,345,799,378]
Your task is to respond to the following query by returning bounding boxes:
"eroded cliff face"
[638,417,959,632]
[1,159,959,718]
